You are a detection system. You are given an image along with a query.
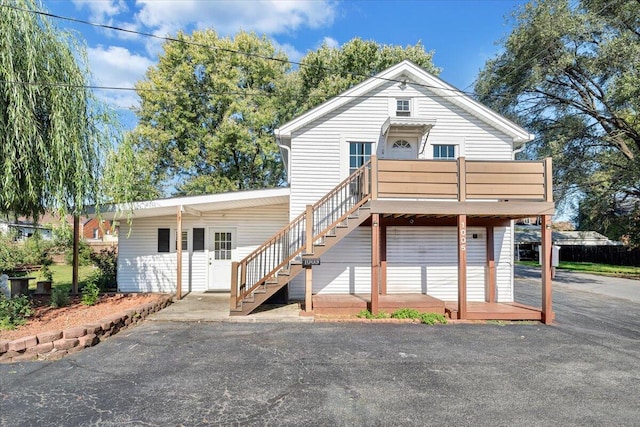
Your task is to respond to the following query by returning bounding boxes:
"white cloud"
[72,0,127,21]
[273,41,304,64]
[134,0,337,36]
[87,45,154,109]
[321,36,339,49]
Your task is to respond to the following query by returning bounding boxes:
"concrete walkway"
[147,292,313,323]
[515,265,640,303]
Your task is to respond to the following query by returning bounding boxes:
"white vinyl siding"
[289,79,515,219]
[117,203,289,293]
[386,226,485,300]
[288,227,371,299]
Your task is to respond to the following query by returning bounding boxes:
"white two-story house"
[101,61,555,323]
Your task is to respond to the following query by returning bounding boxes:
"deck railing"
[373,156,552,202]
[231,161,371,310]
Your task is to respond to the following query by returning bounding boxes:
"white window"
[349,142,372,174]
[396,99,410,116]
[433,144,456,159]
[92,228,99,239]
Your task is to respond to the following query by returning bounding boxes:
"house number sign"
[459,221,466,252]
[302,258,321,267]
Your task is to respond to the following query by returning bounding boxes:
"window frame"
[349,141,373,175]
[396,98,411,117]
[432,144,456,160]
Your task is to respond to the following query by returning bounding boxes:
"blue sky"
[43,0,527,128]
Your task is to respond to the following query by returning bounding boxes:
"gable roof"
[275,60,534,146]
[94,188,290,220]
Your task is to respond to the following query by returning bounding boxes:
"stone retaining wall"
[0,295,172,363]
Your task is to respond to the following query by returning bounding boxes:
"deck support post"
[485,226,496,303]
[380,218,387,296]
[457,214,467,319]
[541,215,553,324]
[176,206,183,300]
[230,262,238,311]
[305,205,313,313]
[371,213,380,314]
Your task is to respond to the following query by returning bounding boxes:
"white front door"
[208,227,236,291]
[387,137,418,160]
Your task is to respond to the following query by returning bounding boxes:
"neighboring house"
[83,218,117,243]
[99,61,555,323]
[0,212,76,241]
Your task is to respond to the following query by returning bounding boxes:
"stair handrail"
[232,160,372,307]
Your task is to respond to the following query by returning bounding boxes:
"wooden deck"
[312,293,548,322]
[313,293,445,316]
[444,301,548,321]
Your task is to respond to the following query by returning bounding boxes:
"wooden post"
[458,157,466,202]
[486,226,496,303]
[371,155,378,200]
[72,215,79,295]
[371,213,380,314]
[457,214,467,319]
[176,206,183,300]
[541,215,553,324]
[380,218,387,295]
[230,261,238,311]
[544,157,553,203]
[305,205,313,313]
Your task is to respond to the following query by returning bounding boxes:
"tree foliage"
[126,34,439,198]
[295,38,440,113]
[0,0,117,220]
[131,30,290,195]
[475,0,640,245]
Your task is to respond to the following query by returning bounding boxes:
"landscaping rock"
[63,326,87,339]
[9,335,38,352]
[53,338,79,351]
[0,339,9,353]
[37,330,63,343]
[78,334,98,348]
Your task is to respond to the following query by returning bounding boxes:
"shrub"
[390,308,421,319]
[81,280,100,306]
[418,312,447,325]
[0,294,32,330]
[356,309,390,319]
[50,285,71,308]
[64,240,92,266]
[89,247,117,290]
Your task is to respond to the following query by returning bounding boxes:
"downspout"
[277,140,291,184]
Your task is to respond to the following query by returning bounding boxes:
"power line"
[0,78,488,100]
[0,3,478,99]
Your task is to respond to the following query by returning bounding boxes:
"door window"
[214,232,233,260]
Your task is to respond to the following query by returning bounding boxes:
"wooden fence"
[559,245,640,266]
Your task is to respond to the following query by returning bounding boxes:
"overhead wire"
[0,3,477,99]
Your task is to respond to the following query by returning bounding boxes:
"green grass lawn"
[517,260,640,279]
[30,264,97,289]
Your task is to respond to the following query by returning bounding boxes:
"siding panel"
[117,204,289,293]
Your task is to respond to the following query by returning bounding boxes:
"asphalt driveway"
[1,272,639,426]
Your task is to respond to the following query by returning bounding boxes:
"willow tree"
[0,0,115,221]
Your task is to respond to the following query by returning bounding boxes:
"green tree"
[475,0,640,245]
[132,30,290,196]
[129,34,440,198]
[0,0,117,220]
[295,38,440,113]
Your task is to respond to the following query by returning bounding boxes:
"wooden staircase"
[230,161,372,315]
